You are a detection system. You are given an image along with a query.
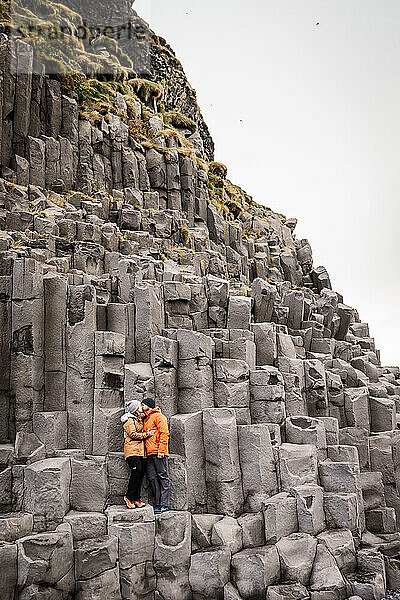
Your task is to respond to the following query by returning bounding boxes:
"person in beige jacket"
[121,400,155,509]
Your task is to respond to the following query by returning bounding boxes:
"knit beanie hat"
[126,400,141,414]
[142,397,156,409]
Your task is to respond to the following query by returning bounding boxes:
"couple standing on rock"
[121,398,170,514]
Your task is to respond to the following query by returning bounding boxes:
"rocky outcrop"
[0,12,400,600]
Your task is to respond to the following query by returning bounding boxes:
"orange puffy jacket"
[143,407,170,456]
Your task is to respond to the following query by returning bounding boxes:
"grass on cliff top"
[0,0,283,229]
[0,0,135,76]
[207,162,252,219]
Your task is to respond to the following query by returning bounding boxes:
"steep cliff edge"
[0,3,400,600]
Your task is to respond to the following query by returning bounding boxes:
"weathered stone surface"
[211,516,243,554]
[276,533,318,586]
[32,411,67,455]
[231,546,280,600]
[0,512,33,542]
[0,541,17,600]
[177,330,214,413]
[75,535,118,580]
[263,492,298,543]
[189,548,231,600]
[191,514,223,551]
[266,583,310,600]
[170,411,207,512]
[292,484,326,535]
[76,565,121,600]
[285,416,327,460]
[309,543,346,598]
[317,529,356,574]
[24,458,71,532]
[252,323,277,366]
[237,512,265,548]
[154,511,191,600]
[63,511,107,541]
[109,508,155,570]
[17,524,74,588]
[323,492,358,532]
[203,408,244,516]
[278,444,318,490]
[238,424,278,511]
[70,457,107,512]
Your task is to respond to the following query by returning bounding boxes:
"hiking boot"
[134,500,146,508]
[124,496,135,509]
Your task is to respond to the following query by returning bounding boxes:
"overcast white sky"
[135,0,400,367]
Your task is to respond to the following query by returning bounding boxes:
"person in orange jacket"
[141,397,170,514]
[121,400,156,510]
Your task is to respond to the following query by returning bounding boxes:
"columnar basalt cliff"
[0,4,400,600]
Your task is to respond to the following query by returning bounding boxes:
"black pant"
[126,456,145,502]
[146,455,170,507]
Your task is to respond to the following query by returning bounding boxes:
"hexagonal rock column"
[0,540,17,600]
[17,523,74,592]
[177,330,214,413]
[237,424,278,511]
[108,506,156,600]
[203,408,244,517]
[277,444,318,491]
[317,529,356,575]
[75,566,122,600]
[263,492,298,544]
[319,460,365,534]
[231,546,280,600]
[154,511,192,600]
[43,273,67,412]
[93,331,125,455]
[250,278,276,323]
[124,362,154,407]
[285,416,327,461]
[163,280,191,329]
[250,367,286,425]
[189,547,231,600]
[151,335,179,419]
[251,323,277,366]
[0,257,12,443]
[206,275,229,328]
[75,534,118,581]
[66,284,96,453]
[107,302,136,363]
[70,456,108,513]
[276,533,317,586]
[32,411,67,456]
[23,457,71,532]
[211,516,243,553]
[291,484,326,535]
[134,281,164,363]
[309,542,346,599]
[0,512,33,543]
[11,257,44,434]
[227,296,252,330]
[170,411,207,513]
[278,357,307,417]
[303,360,328,417]
[213,358,250,410]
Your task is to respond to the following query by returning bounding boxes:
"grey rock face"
[0,23,399,600]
